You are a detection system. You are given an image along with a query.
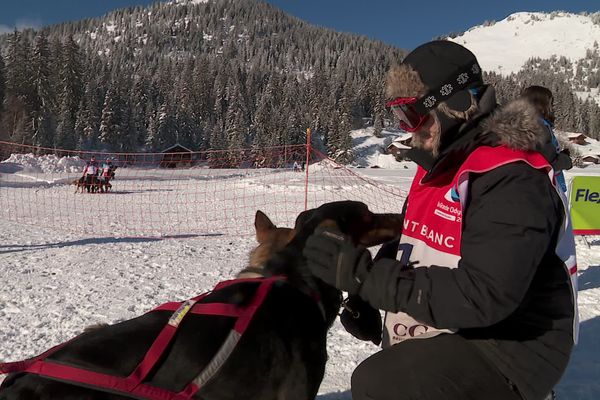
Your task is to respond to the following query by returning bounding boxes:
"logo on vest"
[444,186,460,203]
[393,322,430,340]
[404,219,456,249]
[434,200,462,223]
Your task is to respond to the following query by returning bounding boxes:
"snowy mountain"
[445,11,600,137]
[451,12,600,75]
[0,0,402,157]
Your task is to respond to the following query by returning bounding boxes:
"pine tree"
[5,31,33,101]
[156,101,177,150]
[175,60,200,149]
[56,35,83,149]
[11,109,34,145]
[99,83,123,149]
[145,110,159,151]
[2,31,34,144]
[335,97,355,164]
[0,54,5,118]
[131,76,149,150]
[586,99,600,140]
[372,77,385,138]
[208,119,226,167]
[225,79,248,166]
[31,32,55,148]
[55,96,76,149]
[75,81,101,149]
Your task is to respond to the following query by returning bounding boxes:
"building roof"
[161,143,193,153]
[387,142,411,150]
[395,132,413,142]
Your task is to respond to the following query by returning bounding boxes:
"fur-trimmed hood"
[385,64,428,99]
[481,98,548,151]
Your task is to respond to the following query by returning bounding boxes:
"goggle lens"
[386,97,429,132]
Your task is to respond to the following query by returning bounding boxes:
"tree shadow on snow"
[578,266,600,291]
[0,234,221,255]
[556,316,600,399]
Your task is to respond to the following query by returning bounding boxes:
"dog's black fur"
[0,201,402,400]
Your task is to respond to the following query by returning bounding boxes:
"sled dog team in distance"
[1,40,577,400]
[72,155,117,194]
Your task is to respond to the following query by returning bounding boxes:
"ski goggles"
[385,97,430,132]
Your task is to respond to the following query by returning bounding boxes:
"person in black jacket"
[303,41,578,400]
[520,85,572,194]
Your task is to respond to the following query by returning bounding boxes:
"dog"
[97,166,117,193]
[96,177,112,193]
[0,201,403,400]
[71,177,86,194]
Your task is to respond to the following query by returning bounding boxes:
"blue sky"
[0,0,597,49]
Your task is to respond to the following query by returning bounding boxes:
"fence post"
[304,128,312,210]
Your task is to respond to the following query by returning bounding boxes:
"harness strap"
[181,277,279,398]
[127,298,199,386]
[153,302,243,317]
[0,337,74,375]
[12,360,191,400]
[0,277,284,400]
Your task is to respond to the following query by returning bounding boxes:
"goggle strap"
[413,62,482,115]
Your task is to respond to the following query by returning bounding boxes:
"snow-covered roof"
[161,143,193,153]
[394,132,413,142]
[387,142,411,150]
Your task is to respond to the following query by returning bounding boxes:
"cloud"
[0,24,13,35]
[15,18,42,31]
[0,18,43,35]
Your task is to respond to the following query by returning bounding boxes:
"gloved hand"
[302,227,373,294]
[340,295,382,345]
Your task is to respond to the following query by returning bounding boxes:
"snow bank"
[1,153,86,174]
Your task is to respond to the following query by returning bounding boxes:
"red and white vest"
[383,146,578,347]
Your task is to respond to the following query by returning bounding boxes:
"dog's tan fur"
[238,210,404,279]
[71,178,85,194]
[238,211,296,279]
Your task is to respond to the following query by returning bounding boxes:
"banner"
[570,176,600,235]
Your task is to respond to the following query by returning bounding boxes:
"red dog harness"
[0,276,282,400]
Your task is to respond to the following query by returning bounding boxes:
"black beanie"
[403,40,483,113]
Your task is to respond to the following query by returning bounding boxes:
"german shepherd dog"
[0,201,402,400]
[71,177,86,194]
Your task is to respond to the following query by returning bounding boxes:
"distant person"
[520,85,572,193]
[81,156,98,193]
[303,40,578,400]
[99,157,116,192]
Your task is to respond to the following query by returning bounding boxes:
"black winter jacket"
[359,93,576,400]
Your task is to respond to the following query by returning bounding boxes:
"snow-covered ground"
[1,151,599,399]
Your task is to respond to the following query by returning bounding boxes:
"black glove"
[340,295,382,345]
[303,227,373,294]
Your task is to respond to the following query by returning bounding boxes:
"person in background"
[303,41,578,400]
[81,156,98,193]
[520,85,572,193]
[99,157,116,192]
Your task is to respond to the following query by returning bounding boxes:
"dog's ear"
[255,210,276,243]
[357,213,404,247]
